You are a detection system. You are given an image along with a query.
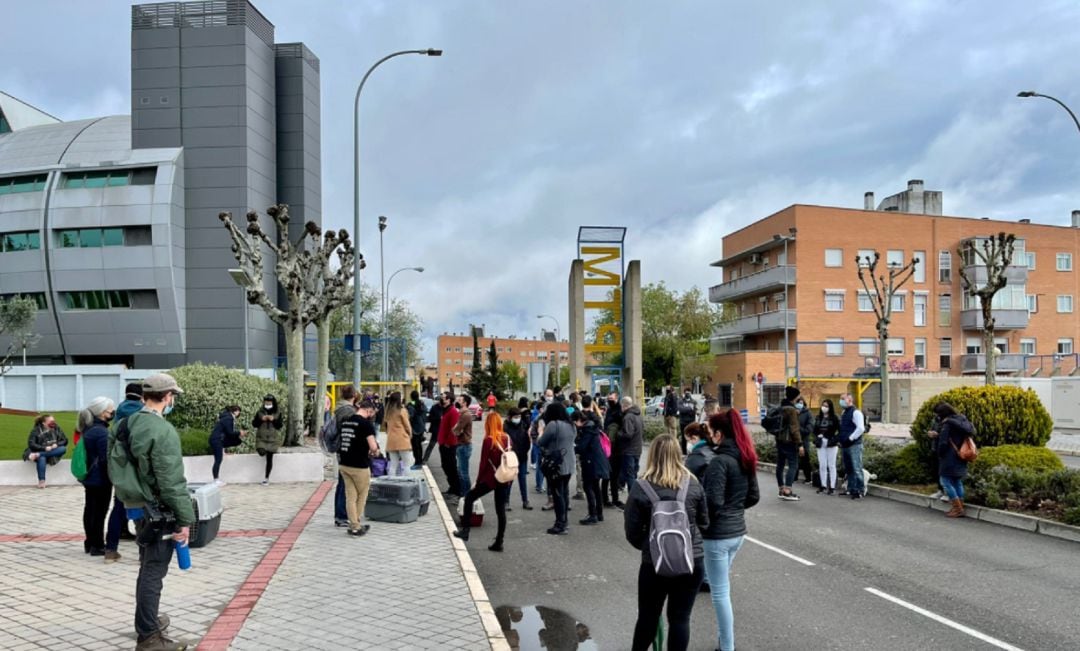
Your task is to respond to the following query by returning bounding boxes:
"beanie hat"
[87,396,116,417]
[785,386,801,402]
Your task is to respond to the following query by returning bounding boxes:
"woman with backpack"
[572,408,610,524]
[453,411,512,551]
[623,434,709,651]
[813,398,841,495]
[927,402,975,518]
[210,405,244,486]
[702,410,760,651]
[253,395,283,485]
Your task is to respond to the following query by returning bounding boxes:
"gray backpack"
[637,478,694,577]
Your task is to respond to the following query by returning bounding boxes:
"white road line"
[744,536,816,566]
[865,587,1026,651]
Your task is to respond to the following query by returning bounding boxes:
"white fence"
[0,365,159,412]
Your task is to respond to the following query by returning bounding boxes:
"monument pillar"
[622,260,643,404]
[568,259,587,392]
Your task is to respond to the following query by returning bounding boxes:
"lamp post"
[352,48,443,386]
[1017,91,1080,134]
[378,216,387,381]
[537,314,561,390]
[227,268,253,374]
[384,266,424,381]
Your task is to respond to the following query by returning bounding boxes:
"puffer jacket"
[618,406,644,457]
[624,476,709,564]
[252,400,283,455]
[81,419,111,487]
[574,420,610,481]
[685,440,716,481]
[937,414,975,479]
[702,438,760,540]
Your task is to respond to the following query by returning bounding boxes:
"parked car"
[645,395,664,417]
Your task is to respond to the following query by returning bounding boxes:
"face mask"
[511,417,521,424]
[163,404,174,416]
[264,403,273,410]
[839,399,848,409]
[796,402,805,410]
[821,405,830,414]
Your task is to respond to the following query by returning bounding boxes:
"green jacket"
[108,410,195,527]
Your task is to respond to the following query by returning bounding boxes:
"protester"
[602,392,622,507]
[436,393,462,498]
[81,397,117,560]
[407,390,427,470]
[505,407,533,510]
[332,386,358,527]
[454,411,512,551]
[253,395,283,485]
[624,434,709,651]
[677,389,698,453]
[209,406,244,486]
[928,402,975,518]
[813,399,841,495]
[838,392,866,499]
[572,394,601,501]
[572,408,610,524]
[108,373,192,650]
[111,384,144,542]
[537,401,576,535]
[384,391,413,476]
[702,410,760,651]
[531,390,555,494]
[423,392,445,465]
[613,396,644,510]
[453,395,476,496]
[338,399,381,537]
[683,422,714,481]
[776,386,804,501]
[662,387,679,436]
[24,414,68,488]
[796,396,814,484]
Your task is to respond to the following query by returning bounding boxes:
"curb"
[423,466,511,651]
[1049,447,1080,458]
[756,461,1080,545]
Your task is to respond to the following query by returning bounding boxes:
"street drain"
[494,605,598,650]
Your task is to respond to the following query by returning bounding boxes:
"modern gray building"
[0,0,321,369]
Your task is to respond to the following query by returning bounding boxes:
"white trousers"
[388,451,414,476]
[818,444,838,488]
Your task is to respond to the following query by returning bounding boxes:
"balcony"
[960,353,1028,374]
[709,265,795,303]
[960,264,1028,285]
[959,308,1029,330]
[713,309,796,338]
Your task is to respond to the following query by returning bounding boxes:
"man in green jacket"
[108,373,193,651]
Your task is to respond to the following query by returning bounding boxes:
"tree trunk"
[983,299,996,385]
[879,334,890,423]
[313,318,331,435]
[284,322,305,446]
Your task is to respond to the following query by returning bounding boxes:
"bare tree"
[219,205,355,446]
[0,296,39,375]
[856,252,917,423]
[958,233,1016,386]
[309,231,361,434]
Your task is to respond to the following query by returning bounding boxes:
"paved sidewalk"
[1049,431,1080,456]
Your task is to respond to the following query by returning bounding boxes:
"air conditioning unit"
[748,253,763,265]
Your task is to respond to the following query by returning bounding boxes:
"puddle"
[494,605,598,650]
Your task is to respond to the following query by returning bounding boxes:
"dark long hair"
[542,401,570,423]
[709,409,758,473]
[819,399,840,426]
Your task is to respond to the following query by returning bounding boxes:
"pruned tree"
[309,230,360,434]
[856,251,917,423]
[958,233,1016,385]
[219,204,356,446]
[0,295,39,375]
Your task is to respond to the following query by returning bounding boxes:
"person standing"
[453,395,476,496]
[537,402,575,535]
[613,396,644,510]
[602,392,622,507]
[436,393,462,498]
[683,423,714,482]
[338,399,381,537]
[332,386,358,528]
[252,395,283,486]
[572,409,610,524]
[81,397,117,560]
[422,393,445,465]
[107,373,192,651]
[505,407,533,510]
[838,392,866,500]
[407,390,427,470]
[795,397,814,485]
[384,392,414,476]
[677,389,698,454]
[486,390,497,411]
[24,415,68,488]
[209,406,244,486]
[454,412,512,551]
[928,402,975,518]
[111,385,145,542]
[623,434,709,651]
[813,399,840,495]
[662,387,679,436]
[702,410,760,651]
[776,386,804,501]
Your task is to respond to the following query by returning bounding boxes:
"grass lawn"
[0,412,79,461]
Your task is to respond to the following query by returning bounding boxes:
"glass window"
[1058,339,1074,355]
[856,291,873,312]
[0,174,47,193]
[106,172,128,187]
[891,293,906,312]
[824,291,844,312]
[939,338,952,369]
[59,230,80,248]
[1058,295,1074,313]
[887,250,904,268]
[1057,253,1073,271]
[107,290,131,309]
[1027,294,1038,313]
[858,338,877,356]
[914,294,927,326]
[0,180,9,195]
[0,112,9,134]
[939,294,952,326]
[11,177,34,192]
[3,232,28,252]
[966,338,982,355]
[83,172,109,189]
[914,251,926,283]
[64,292,84,309]
[131,168,157,185]
[63,174,85,189]
[1020,339,1036,355]
[857,249,875,268]
[79,229,103,248]
[938,250,952,283]
[914,339,927,368]
[824,249,843,267]
[1025,252,1036,270]
[887,338,904,356]
[102,228,124,247]
[825,338,844,356]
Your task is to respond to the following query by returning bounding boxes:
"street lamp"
[537,314,561,390]
[378,216,388,382]
[1017,91,1080,134]
[352,48,443,386]
[383,266,424,381]
[227,268,254,374]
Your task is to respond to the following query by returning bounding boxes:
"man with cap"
[108,373,193,651]
[109,382,146,542]
[776,385,805,501]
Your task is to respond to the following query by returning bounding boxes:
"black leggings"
[631,559,705,651]
[264,452,274,479]
[210,436,225,480]
[582,476,603,518]
[461,482,507,543]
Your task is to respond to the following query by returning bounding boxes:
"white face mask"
[511,417,521,424]
[821,405,830,414]
[264,403,273,410]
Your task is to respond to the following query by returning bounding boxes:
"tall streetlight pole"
[378,216,387,381]
[352,48,443,386]
[1018,91,1080,134]
[384,266,424,381]
[537,314,561,390]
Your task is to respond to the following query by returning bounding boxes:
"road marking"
[865,587,1025,651]
[744,536,816,566]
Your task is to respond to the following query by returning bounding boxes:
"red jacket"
[476,434,510,489]
[437,405,461,447]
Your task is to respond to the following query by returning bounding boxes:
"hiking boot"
[158,614,171,632]
[453,528,470,541]
[946,498,965,518]
[541,501,555,511]
[104,550,121,564]
[135,632,188,651]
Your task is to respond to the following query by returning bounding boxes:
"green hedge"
[179,429,213,457]
[864,442,934,485]
[968,465,1080,519]
[971,445,1064,475]
[168,363,288,452]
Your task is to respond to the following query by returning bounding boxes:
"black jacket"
[702,438,759,540]
[937,415,975,479]
[82,419,111,487]
[813,411,840,447]
[618,406,644,457]
[685,441,715,482]
[574,421,610,481]
[797,408,812,443]
[211,410,242,447]
[663,393,678,417]
[624,476,708,564]
[427,403,444,435]
[506,419,531,464]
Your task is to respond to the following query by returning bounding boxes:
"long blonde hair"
[641,434,690,489]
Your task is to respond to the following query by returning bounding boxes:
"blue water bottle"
[175,539,191,570]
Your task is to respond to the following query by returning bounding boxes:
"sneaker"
[452,529,470,541]
[827,488,835,496]
[534,486,545,494]
[505,505,512,512]
[529,463,536,470]
[572,493,585,501]
[347,527,368,537]
[37,480,46,489]
[546,527,568,535]
[541,501,555,511]
[939,494,951,503]
[89,547,105,557]
[104,550,121,564]
[213,479,226,487]
[929,490,943,500]
[579,516,599,526]
[334,519,349,528]
[851,493,862,500]
[158,614,171,632]
[779,491,800,502]
[522,503,534,511]
[612,501,626,511]
[488,541,504,552]
[816,487,825,494]
[410,464,422,470]
[260,479,269,486]
[135,632,188,651]
[28,452,40,462]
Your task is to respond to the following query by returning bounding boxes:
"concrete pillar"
[622,260,643,404]
[568,259,586,392]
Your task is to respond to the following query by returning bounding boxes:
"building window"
[939,294,952,327]
[940,338,952,369]
[1057,253,1073,271]
[938,250,952,283]
[857,249,875,267]
[824,291,845,312]
[1025,252,1036,270]
[444,347,451,352]
[886,250,904,268]
[1059,339,1074,355]
[891,293,906,312]
[0,292,47,310]
[454,347,461,352]
[966,338,982,355]
[1,231,41,252]
[61,167,156,189]
[824,249,843,267]
[1058,295,1074,313]
[857,291,873,312]
[914,339,927,368]
[56,227,150,248]
[826,338,844,356]
[0,173,48,194]
[914,294,927,326]
[887,337,904,356]
[914,251,926,283]
[1027,294,1038,313]
[0,112,9,134]
[1020,338,1036,355]
[61,289,158,311]
[858,338,877,356]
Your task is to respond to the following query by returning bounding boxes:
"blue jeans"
[516,455,529,505]
[940,475,965,500]
[106,496,126,551]
[457,444,472,495]
[842,443,865,495]
[703,536,745,651]
[210,435,225,480]
[621,454,640,489]
[34,446,67,481]
[335,473,347,523]
[775,442,798,489]
[531,444,545,491]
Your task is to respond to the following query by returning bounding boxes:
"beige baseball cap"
[142,373,184,394]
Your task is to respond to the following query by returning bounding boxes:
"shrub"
[179,428,212,457]
[168,363,288,450]
[643,417,666,442]
[865,442,934,485]
[968,466,1080,515]
[971,445,1064,475]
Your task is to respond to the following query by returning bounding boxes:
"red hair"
[708,410,758,473]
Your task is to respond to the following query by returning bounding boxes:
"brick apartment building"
[436,329,569,390]
[708,180,1080,415]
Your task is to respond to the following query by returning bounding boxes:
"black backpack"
[761,406,785,436]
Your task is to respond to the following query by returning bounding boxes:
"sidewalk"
[0,472,496,650]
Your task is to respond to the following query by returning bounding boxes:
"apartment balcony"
[709,265,795,303]
[713,309,796,338]
[960,353,1028,374]
[960,264,1028,285]
[959,308,1029,330]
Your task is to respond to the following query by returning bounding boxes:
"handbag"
[540,449,563,479]
[951,436,979,463]
[370,456,389,478]
[493,439,518,484]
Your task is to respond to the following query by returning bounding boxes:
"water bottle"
[175,539,191,570]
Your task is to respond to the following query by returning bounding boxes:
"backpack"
[70,437,89,482]
[637,478,694,577]
[761,406,785,437]
[599,431,612,458]
[678,398,696,421]
[319,417,341,454]
[493,438,519,484]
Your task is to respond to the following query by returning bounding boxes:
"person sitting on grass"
[24,414,68,488]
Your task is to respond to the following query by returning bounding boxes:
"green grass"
[0,412,79,461]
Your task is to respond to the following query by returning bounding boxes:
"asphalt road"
[428,429,1080,651]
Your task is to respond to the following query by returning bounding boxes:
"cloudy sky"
[3,0,1079,363]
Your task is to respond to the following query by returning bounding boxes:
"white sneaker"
[260,479,269,486]
[929,490,943,500]
[214,479,226,487]
[939,494,950,502]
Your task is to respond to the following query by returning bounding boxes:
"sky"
[3,0,1079,364]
